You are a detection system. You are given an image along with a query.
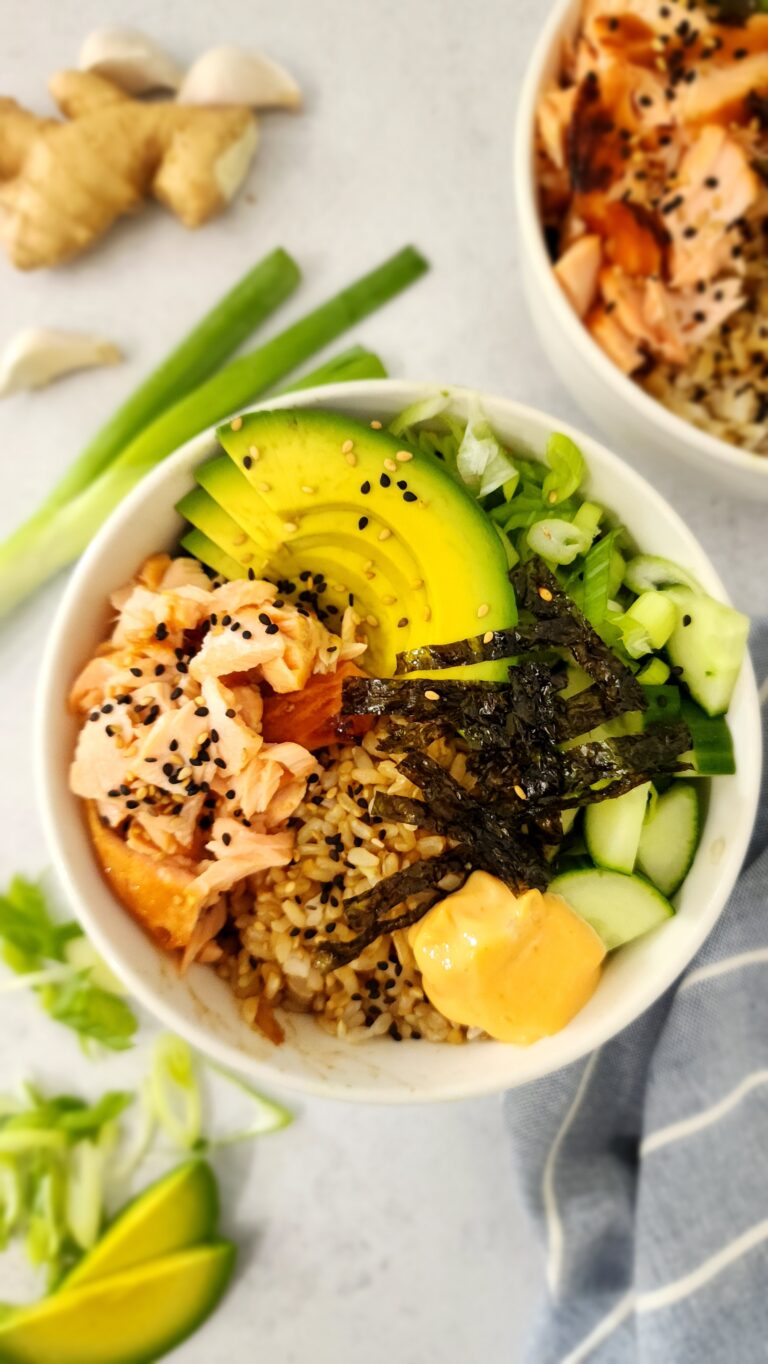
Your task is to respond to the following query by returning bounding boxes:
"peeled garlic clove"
[0,329,122,397]
[177,46,301,110]
[78,26,183,95]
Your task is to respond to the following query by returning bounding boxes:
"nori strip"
[393,557,645,721]
[314,848,470,970]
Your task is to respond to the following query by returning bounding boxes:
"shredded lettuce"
[455,403,519,499]
[0,876,137,1051]
[527,518,592,566]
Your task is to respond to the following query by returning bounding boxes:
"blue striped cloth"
[505,623,768,1364]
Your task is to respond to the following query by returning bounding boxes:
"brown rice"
[216,723,474,1045]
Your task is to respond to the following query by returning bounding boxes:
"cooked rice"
[642,242,768,455]
[216,723,473,1045]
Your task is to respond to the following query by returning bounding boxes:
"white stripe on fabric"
[679,948,768,993]
[637,1219,768,1314]
[559,1292,635,1364]
[543,1050,600,1296]
[642,1070,768,1155]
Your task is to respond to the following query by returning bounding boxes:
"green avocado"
[178,408,517,678]
[0,1241,235,1364]
[63,1160,219,1290]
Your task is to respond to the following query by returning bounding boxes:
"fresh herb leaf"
[0,877,77,971]
[40,973,138,1052]
[146,1035,203,1150]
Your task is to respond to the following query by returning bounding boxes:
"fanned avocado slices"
[176,408,517,678]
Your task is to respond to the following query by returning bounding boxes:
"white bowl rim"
[35,379,762,1104]
[513,0,768,482]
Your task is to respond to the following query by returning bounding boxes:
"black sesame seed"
[126,799,139,810]
[360,481,371,495]
[351,991,362,1001]
[195,706,209,717]
[258,612,271,626]
[222,832,232,846]
[155,622,168,641]
[388,1024,402,1041]
[242,630,252,639]
[289,927,301,937]
[303,927,317,940]
[129,667,142,677]
[248,568,256,581]
[266,623,279,635]
[214,757,227,769]
[222,614,232,626]
[226,708,236,718]
[682,613,692,627]
[325,922,337,933]
[396,479,407,490]
[107,788,120,798]
[162,762,175,776]
[403,491,417,503]
[379,473,391,487]
[176,661,188,674]
[210,728,220,743]
[169,739,179,752]
[693,310,706,323]
[101,703,114,714]
[358,516,369,530]
[243,454,253,469]
[377,960,388,972]
[307,772,319,785]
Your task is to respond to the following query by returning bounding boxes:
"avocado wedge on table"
[0,1241,236,1364]
[177,408,517,678]
[63,1159,218,1289]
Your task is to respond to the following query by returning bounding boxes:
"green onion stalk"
[0,246,426,617]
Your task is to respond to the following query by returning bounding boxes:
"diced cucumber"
[625,591,677,653]
[636,783,700,897]
[641,684,681,726]
[624,554,702,595]
[679,699,735,776]
[549,868,674,951]
[584,783,650,873]
[664,587,749,717]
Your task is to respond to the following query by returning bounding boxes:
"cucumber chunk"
[664,587,749,717]
[679,698,736,776]
[636,783,700,897]
[549,868,674,951]
[584,783,651,873]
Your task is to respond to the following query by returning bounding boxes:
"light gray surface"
[0,1,762,1360]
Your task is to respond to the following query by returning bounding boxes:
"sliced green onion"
[147,1036,202,1151]
[0,1130,68,1156]
[63,937,127,996]
[542,432,585,506]
[608,545,626,599]
[626,591,677,649]
[572,501,603,541]
[278,345,387,393]
[65,1135,110,1251]
[26,1164,66,1277]
[581,530,617,628]
[636,656,671,685]
[0,964,76,995]
[202,1061,292,1146]
[527,518,592,565]
[40,249,301,513]
[0,1160,22,1246]
[624,554,702,596]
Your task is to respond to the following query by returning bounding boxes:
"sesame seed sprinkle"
[341,439,354,454]
[476,603,490,618]
[230,416,243,431]
[396,450,413,462]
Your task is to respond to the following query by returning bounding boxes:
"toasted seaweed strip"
[394,618,582,674]
[370,792,438,830]
[510,560,646,713]
[396,751,550,892]
[314,849,471,969]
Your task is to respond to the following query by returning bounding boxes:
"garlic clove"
[0,328,122,398]
[177,46,301,111]
[78,26,183,95]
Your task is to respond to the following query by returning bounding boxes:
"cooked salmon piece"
[554,234,602,317]
[86,801,199,951]
[537,87,577,170]
[587,302,644,374]
[677,53,768,127]
[190,819,294,905]
[665,127,758,287]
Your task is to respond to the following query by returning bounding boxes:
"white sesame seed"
[345,452,358,467]
[301,485,316,495]
[383,458,397,472]
[514,785,527,800]
[412,578,424,590]
[242,553,254,564]
[233,532,247,546]
[366,615,379,628]
[364,570,375,580]
[477,603,490,618]
[425,690,440,701]
[283,522,299,534]
[341,439,355,454]
[483,630,494,644]
[381,594,396,605]
[370,420,383,429]
[378,528,392,541]
[396,449,413,462]
[257,482,271,493]
[230,415,243,431]
[424,607,432,622]
[547,490,558,504]
[248,445,260,461]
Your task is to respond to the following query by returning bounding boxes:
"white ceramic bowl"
[37,381,761,1103]
[514,0,768,501]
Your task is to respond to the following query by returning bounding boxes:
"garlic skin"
[177,46,301,111]
[78,27,183,95]
[0,329,122,398]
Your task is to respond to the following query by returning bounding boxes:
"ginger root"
[0,70,257,269]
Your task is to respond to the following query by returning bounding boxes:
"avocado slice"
[0,1241,235,1364]
[178,408,517,678]
[63,1160,218,1290]
[180,529,249,579]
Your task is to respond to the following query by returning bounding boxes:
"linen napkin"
[505,623,767,1364]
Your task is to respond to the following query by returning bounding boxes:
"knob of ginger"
[0,70,258,269]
